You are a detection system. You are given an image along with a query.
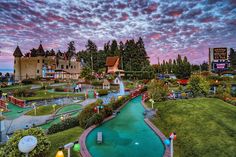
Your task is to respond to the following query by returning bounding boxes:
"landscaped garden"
[25,104,61,116]
[48,126,84,157]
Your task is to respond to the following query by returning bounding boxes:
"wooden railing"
[8,96,26,108]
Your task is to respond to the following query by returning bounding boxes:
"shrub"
[21,79,33,84]
[54,87,65,92]
[97,89,108,96]
[78,93,133,129]
[47,117,79,134]
[147,79,169,102]
[91,80,103,86]
[13,89,36,97]
[189,75,210,97]
[0,128,50,157]
[86,113,103,127]
[40,85,52,90]
[78,100,103,128]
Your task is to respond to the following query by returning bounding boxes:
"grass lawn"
[146,98,236,157]
[25,105,61,116]
[16,90,84,101]
[1,84,33,92]
[48,126,84,157]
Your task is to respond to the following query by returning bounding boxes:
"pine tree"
[110,40,119,56]
[67,41,76,59]
[229,48,236,69]
[85,40,98,71]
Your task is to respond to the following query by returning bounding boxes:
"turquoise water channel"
[86,96,165,157]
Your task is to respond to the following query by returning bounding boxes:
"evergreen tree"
[119,41,125,69]
[229,48,236,69]
[67,41,76,59]
[85,40,98,71]
[110,40,119,56]
[200,62,209,71]
[30,48,37,57]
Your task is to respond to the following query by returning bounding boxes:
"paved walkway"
[80,99,96,107]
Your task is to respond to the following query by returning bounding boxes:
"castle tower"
[13,45,23,81]
[36,42,45,77]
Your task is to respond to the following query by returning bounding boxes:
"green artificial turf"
[25,105,61,116]
[48,126,84,157]
[16,90,84,101]
[146,98,236,157]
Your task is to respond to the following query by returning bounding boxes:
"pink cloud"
[144,3,158,14]
[119,12,129,21]
[148,33,161,40]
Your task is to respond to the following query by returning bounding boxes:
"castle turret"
[36,42,45,56]
[13,45,23,81]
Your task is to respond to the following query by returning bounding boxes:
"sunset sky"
[0,0,236,69]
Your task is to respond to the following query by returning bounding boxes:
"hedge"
[47,117,79,134]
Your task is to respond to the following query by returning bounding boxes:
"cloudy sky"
[0,0,236,69]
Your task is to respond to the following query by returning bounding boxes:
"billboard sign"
[216,63,225,69]
[213,48,227,60]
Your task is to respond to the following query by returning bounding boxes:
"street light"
[32,103,37,116]
[56,141,80,157]
[56,147,64,157]
[164,132,176,157]
[0,108,4,142]
[149,99,155,109]
[52,104,56,112]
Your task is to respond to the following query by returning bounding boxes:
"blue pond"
[86,96,165,157]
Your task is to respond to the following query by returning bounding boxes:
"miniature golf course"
[3,103,31,120]
[86,96,165,157]
[40,104,82,130]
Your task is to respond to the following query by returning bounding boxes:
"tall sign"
[213,48,227,60]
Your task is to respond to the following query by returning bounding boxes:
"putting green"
[40,104,82,130]
[3,103,31,120]
[86,96,165,157]
[56,104,82,115]
[40,112,79,130]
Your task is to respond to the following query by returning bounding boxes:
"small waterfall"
[119,79,125,96]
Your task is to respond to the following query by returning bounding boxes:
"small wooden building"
[103,79,110,89]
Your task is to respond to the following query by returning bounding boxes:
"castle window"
[66,65,69,69]
[61,65,64,69]
[74,66,76,69]
[43,60,44,63]
[71,66,73,69]
[14,69,15,73]
[14,60,16,64]
[37,70,39,73]
[38,60,40,63]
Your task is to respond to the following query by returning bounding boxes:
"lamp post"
[94,105,103,114]
[214,80,218,94]
[32,103,36,116]
[56,147,64,157]
[56,141,80,157]
[53,104,56,112]
[149,99,155,109]
[0,108,4,142]
[164,132,176,157]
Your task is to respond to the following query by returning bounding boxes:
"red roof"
[177,79,189,85]
[106,56,119,67]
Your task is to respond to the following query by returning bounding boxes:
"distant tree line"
[77,37,150,71]
[153,54,209,79]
